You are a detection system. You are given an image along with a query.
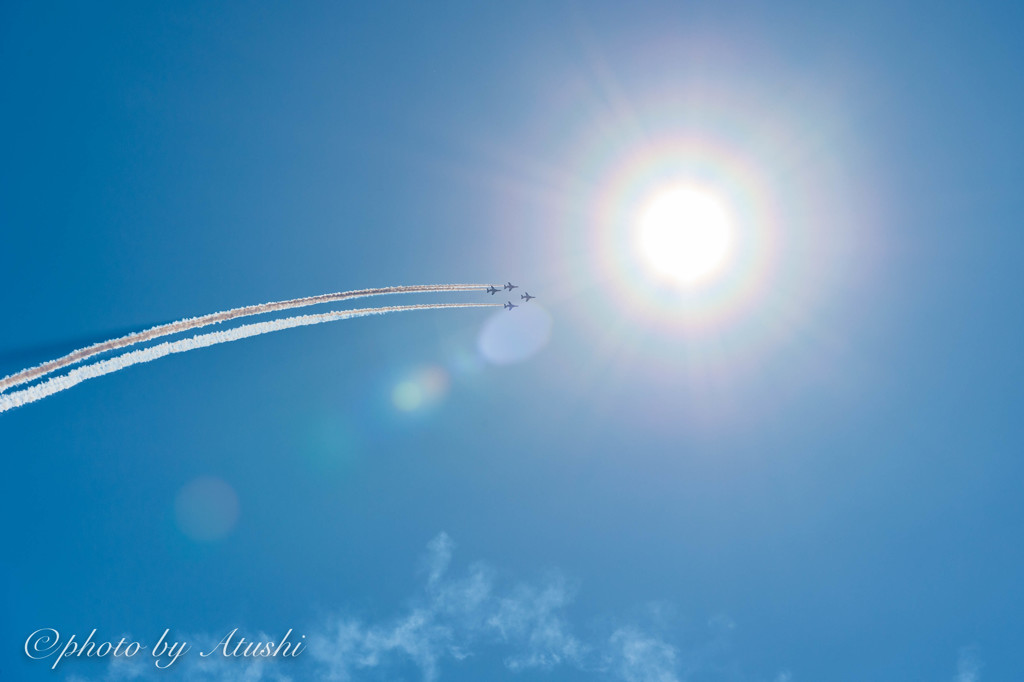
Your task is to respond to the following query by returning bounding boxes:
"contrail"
[0,302,499,414]
[0,284,490,394]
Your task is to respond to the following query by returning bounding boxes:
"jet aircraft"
[504,282,518,291]
[504,301,518,310]
[520,292,535,302]
[486,285,500,295]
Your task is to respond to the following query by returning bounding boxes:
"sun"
[636,185,734,284]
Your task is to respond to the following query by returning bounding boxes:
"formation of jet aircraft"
[489,282,536,311]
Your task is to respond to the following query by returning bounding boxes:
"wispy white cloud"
[66,533,752,682]
[956,646,981,682]
[604,627,679,682]
[493,578,587,671]
[423,532,455,587]
[308,534,588,680]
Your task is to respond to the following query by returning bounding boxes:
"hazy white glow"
[477,305,552,365]
[637,186,733,283]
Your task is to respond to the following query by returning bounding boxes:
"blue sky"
[2,1,1023,680]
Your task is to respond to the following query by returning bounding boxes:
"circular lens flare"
[174,476,240,543]
[637,186,733,284]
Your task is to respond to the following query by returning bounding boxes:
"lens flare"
[543,93,812,380]
[589,133,778,337]
[391,365,450,412]
[174,476,240,543]
[477,305,552,365]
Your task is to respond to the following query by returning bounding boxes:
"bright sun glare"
[637,186,734,284]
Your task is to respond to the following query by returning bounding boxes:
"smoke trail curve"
[0,302,498,414]
[0,284,490,394]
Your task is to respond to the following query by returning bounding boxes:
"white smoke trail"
[0,302,498,414]
[0,284,491,394]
